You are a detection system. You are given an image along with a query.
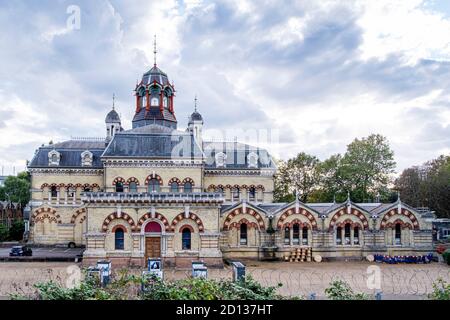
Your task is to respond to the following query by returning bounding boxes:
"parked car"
[9,245,33,257]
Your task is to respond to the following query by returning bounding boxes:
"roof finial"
[112,93,115,110]
[347,191,350,202]
[153,34,157,66]
[194,95,198,112]
[397,190,401,202]
[333,194,336,204]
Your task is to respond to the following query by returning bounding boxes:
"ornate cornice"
[204,169,275,176]
[102,159,204,168]
[28,168,103,175]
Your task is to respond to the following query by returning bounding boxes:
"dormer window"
[163,96,168,108]
[151,97,159,106]
[215,152,227,168]
[247,152,259,168]
[48,150,60,166]
[81,150,93,167]
[142,95,147,107]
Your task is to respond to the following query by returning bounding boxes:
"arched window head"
[114,227,125,250]
[240,224,248,245]
[151,97,159,107]
[249,187,256,201]
[148,178,160,192]
[170,181,179,193]
[232,187,240,201]
[215,152,227,168]
[183,182,192,193]
[182,228,191,250]
[247,152,259,168]
[115,182,124,193]
[129,182,137,193]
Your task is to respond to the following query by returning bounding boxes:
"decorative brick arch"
[182,177,195,186]
[65,183,74,190]
[145,174,163,185]
[70,208,86,224]
[229,218,258,230]
[335,219,363,228]
[74,183,83,188]
[256,185,265,191]
[277,208,318,230]
[282,218,312,229]
[329,208,369,231]
[126,177,140,185]
[179,224,194,232]
[136,212,170,232]
[91,183,100,189]
[112,177,125,186]
[380,208,419,230]
[40,183,49,189]
[223,207,265,231]
[101,212,136,232]
[112,225,127,233]
[168,177,181,186]
[170,212,204,232]
[384,219,413,229]
[32,207,61,224]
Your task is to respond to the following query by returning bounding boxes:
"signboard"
[192,261,207,278]
[232,261,245,282]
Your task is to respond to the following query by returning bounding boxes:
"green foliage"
[20,271,288,300]
[324,280,371,300]
[0,224,8,242]
[8,219,24,241]
[428,278,450,300]
[0,172,31,206]
[395,155,450,218]
[443,249,450,265]
[274,134,396,203]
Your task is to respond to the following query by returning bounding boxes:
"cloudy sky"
[0,0,449,175]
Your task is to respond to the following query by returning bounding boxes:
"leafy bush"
[8,219,24,241]
[443,249,450,265]
[15,270,288,300]
[0,224,8,242]
[325,280,371,300]
[428,278,450,300]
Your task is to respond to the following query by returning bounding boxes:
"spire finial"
[397,190,401,202]
[112,93,115,110]
[153,34,157,66]
[347,191,350,202]
[194,95,198,112]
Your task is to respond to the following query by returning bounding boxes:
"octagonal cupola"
[132,36,177,129]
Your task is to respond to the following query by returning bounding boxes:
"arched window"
[183,182,192,193]
[115,227,125,250]
[216,187,224,196]
[182,228,191,250]
[83,187,91,192]
[170,182,179,193]
[240,224,248,245]
[151,97,159,106]
[354,226,360,245]
[148,179,160,192]
[284,227,290,245]
[50,186,58,198]
[302,226,308,245]
[163,96,168,108]
[293,224,300,245]
[249,187,256,201]
[344,223,351,245]
[129,182,137,193]
[336,226,342,245]
[232,187,240,201]
[115,182,124,193]
[395,223,402,245]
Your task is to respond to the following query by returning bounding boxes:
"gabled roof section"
[220,200,271,216]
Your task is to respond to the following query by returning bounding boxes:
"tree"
[0,172,31,207]
[339,134,396,202]
[274,153,320,202]
[8,219,25,241]
[395,155,450,218]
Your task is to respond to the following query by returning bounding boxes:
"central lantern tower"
[132,38,177,129]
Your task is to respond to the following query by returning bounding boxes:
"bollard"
[308,293,316,300]
[375,291,382,300]
[232,261,246,282]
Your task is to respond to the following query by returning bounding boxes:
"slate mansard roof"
[28,140,105,169]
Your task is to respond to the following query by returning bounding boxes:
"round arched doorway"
[144,221,162,263]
